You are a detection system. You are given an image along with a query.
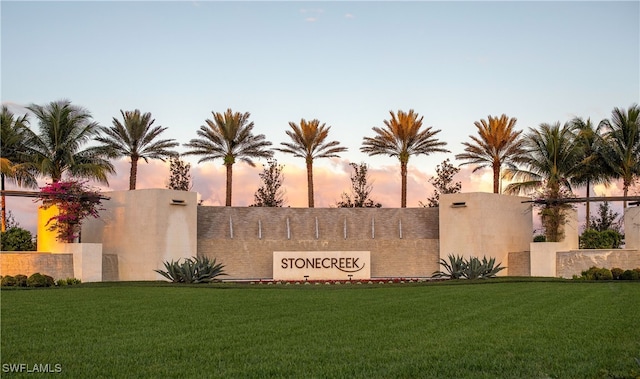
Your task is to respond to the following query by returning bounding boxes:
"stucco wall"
[82,189,198,281]
[439,193,532,276]
[197,207,440,280]
[0,252,74,279]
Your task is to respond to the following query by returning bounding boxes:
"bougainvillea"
[37,181,104,243]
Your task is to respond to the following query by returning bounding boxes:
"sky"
[1,1,639,232]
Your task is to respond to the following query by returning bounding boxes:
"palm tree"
[183,109,273,206]
[570,117,611,227]
[599,104,640,208]
[276,119,347,207]
[23,100,114,184]
[96,109,179,190]
[504,122,583,241]
[455,114,525,194]
[361,109,448,208]
[1,106,38,231]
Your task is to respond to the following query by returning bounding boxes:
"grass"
[1,280,639,378]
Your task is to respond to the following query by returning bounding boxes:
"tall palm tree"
[275,119,347,208]
[455,114,525,194]
[23,100,114,184]
[1,106,38,231]
[599,104,640,208]
[361,109,448,208]
[570,117,611,227]
[504,122,583,241]
[96,109,179,190]
[183,109,273,206]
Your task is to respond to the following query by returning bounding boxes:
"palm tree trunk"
[585,181,591,229]
[306,159,314,208]
[1,173,6,232]
[225,163,233,207]
[129,156,139,190]
[493,162,500,194]
[400,160,407,208]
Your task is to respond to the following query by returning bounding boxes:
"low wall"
[556,249,640,278]
[103,254,119,281]
[198,207,440,280]
[0,252,74,279]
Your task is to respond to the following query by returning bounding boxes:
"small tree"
[251,159,286,207]
[37,180,104,243]
[422,159,462,207]
[532,183,575,242]
[589,201,622,232]
[166,157,192,191]
[336,162,381,208]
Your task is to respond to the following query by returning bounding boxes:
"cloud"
[345,13,355,19]
[300,8,323,22]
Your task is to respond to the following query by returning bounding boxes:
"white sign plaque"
[273,251,371,281]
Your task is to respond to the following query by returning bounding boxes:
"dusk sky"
[2,1,639,232]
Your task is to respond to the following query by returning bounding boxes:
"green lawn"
[1,280,639,378]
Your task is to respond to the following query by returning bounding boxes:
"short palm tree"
[276,119,347,208]
[1,106,38,231]
[455,114,525,194]
[96,109,179,190]
[570,117,611,227]
[23,100,114,184]
[183,109,273,206]
[504,122,583,241]
[361,109,448,208]
[599,104,640,208]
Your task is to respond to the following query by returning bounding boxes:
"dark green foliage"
[423,158,461,207]
[580,266,613,280]
[66,277,81,285]
[56,279,68,286]
[611,268,624,280]
[621,270,639,280]
[433,254,505,279]
[533,234,546,242]
[27,273,50,287]
[44,274,54,287]
[432,254,466,279]
[0,227,36,251]
[14,274,27,287]
[1,275,16,286]
[166,156,192,191]
[155,256,226,283]
[579,229,623,249]
[251,159,286,207]
[336,162,381,208]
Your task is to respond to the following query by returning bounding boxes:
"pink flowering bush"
[37,181,104,243]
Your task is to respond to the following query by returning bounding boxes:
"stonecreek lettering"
[281,257,364,273]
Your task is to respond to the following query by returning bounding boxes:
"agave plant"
[433,254,505,279]
[432,254,467,279]
[155,256,226,283]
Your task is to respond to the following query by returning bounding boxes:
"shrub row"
[1,274,81,287]
[574,266,640,281]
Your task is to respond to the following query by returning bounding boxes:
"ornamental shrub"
[1,275,16,286]
[14,274,28,287]
[66,277,81,285]
[432,254,505,279]
[611,267,624,280]
[0,227,36,251]
[533,235,546,242]
[37,180,104,243]
[27,273,49,287]
[621,270,640,280]
[594,268,613,281]
[56,279,68,286]
[155,256,226,284]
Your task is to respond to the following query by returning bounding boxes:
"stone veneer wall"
[556,249,640,278]
[197,207,440,280]
[0,252,74,279]
[507,251,531,276]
